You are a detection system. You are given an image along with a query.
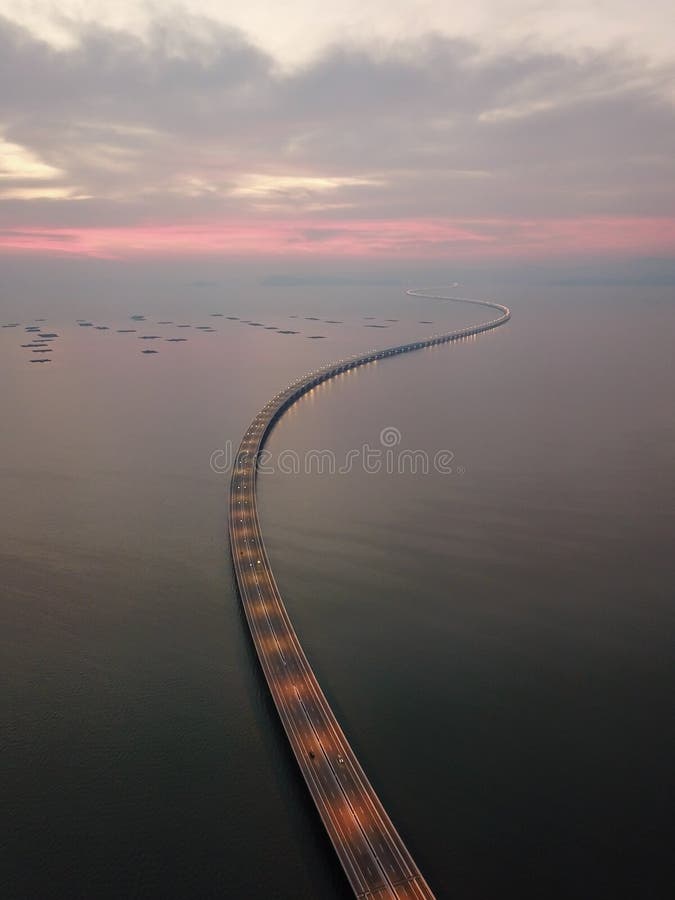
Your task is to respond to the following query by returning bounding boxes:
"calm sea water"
[1,281,673,899]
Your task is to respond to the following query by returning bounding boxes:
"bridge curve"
[229,289,511,899]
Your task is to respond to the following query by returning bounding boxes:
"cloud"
[0,13,673,258]
[4,1,675,67]
[2,217,674,261]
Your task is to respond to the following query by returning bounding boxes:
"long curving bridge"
[229,289,511,899]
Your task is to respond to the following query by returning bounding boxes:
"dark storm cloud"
[0,13,673,226]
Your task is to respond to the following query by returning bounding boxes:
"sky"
[1,1,674,264]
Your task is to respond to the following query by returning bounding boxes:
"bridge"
[229,289,511,898]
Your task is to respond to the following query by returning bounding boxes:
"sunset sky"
[1,1,674,263]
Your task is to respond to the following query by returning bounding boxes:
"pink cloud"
[1,217,674,260]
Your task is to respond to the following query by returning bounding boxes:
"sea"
[2,275,673,899]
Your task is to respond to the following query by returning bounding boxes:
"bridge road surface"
[228,290,511,898]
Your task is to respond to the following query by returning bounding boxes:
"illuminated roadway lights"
[230,296,508,900]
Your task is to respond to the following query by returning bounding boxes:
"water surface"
[2,282,673,899]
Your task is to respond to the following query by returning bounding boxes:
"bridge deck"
[229,291,511,898]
